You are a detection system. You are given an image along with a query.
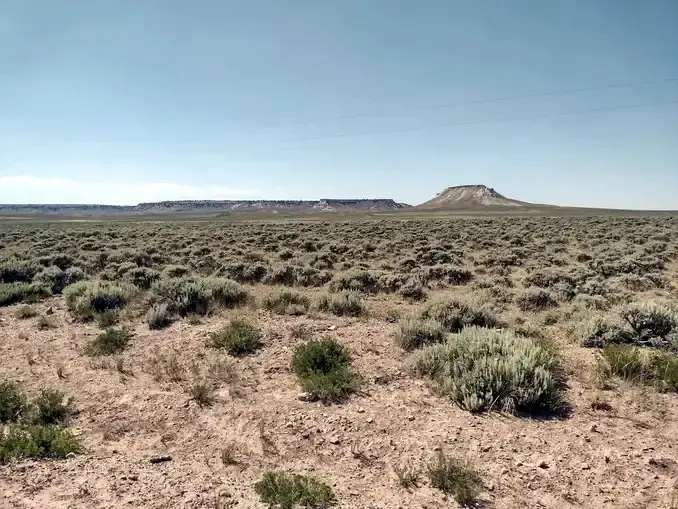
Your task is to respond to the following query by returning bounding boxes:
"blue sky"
[1,0,677,208]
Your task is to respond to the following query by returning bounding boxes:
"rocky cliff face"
[0,198,411,216]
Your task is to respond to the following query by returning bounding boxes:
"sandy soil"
[1,297,677,509]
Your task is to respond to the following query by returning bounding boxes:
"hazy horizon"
[2,1,677,209]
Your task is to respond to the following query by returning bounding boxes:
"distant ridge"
[416,184,550,210]
[0,198,411,216]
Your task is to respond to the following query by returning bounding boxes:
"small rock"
[357,407,365,413]
[406,415,415,421]
[481,445,492,453]
[581,463,591,470]
[366,418,374,424]
[297,392,317,402]
[329,437,340,445]
[327,325,337,331]
[149,455,172,464]
[538,460,549,469]
[46,307,54,315]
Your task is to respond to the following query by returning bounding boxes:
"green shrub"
[0,381,28,423]
[421,297,501,333]
[291,339,359,402]
[394,317,446,351]
[580,303,678,350]
[124,267,160,289]
[151,277,248,316]
[64,281,136,321]
[36,315,57,330]
[316,291,365,317]
[263,290,310,315]
[34,266,84,294]
[15,305,38,319]
[619,303,678,348]
[188,381,215,407]
[398,279,427,301]
[85,327,133,356]
[208,320,263,356]
[146,302,173,329]
[0,282,51,307]
[0,258,40,283]
[0,425,81,463]
[411,327,563,413]
[264,264,331,287]
[32,389,72,425]
[516,288,558,312]
[254,471,334,509]
[425,451,483,506]
[601,345,678,392]
[95,309,119,328]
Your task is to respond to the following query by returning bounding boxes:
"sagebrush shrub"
[292,339,359,402]
[421,297,501,333]
[0,381,28,423]
[425,451,483,506]
[580,303,678,350]
[601,345,678,392]
[146,302,173,329]
[0,425,81,463]
[316,291,365,317]
[208,320,263,356]
[516,287,558,312]
[64,281,136,321]
[34,265,84,294]
[0,282,51,307]
[263,290,310,315]
[411,327,562,413]
[15,305,38,319]
[254,471,334,509]
[32,389,72,425]
[0,258,40,284]
[394,317,446,351]
[85,327,133,356]
[151,277,248,316]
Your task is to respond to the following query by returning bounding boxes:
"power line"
[284,98,678,142]
[272,76,678,126]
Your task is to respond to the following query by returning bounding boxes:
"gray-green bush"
[412,327,563,413]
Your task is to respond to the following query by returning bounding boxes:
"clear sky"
[1,0,677,208]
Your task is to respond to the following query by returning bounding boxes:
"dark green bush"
[0,282,51,307]
[0,258,40,283]
[208,320,263,356]
[85,327,133,356]
[0,381,28,423]
[291,339,359,402]
[32,389,72,425]
[0,425,81,463]
[254,471,334,509]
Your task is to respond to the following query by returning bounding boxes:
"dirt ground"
[1,294,677,509]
